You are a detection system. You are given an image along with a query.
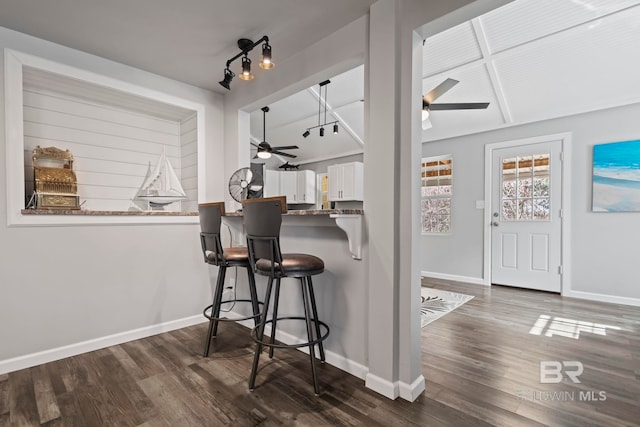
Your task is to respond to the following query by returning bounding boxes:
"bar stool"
[242,196,330,395]
[198,202,262,357]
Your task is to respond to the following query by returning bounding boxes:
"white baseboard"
[231,313,369,380]
[398,375,426,402]
[0,314,207,375]
[365,372,399,399]
[563,290,640,307]
[421,271,488,286]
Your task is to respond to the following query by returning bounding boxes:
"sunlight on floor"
[529,314,621,339]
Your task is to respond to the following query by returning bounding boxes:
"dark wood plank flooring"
[1,278,639,426]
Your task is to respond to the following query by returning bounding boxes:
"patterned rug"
[421,287,473,327]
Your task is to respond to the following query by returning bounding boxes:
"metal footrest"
[203,299,263,322]
[250,316,330,349]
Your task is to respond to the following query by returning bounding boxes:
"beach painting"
[592,139,640,212]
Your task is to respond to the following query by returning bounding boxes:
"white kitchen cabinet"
[280,171,298,202]
[328,161,363,201]
[263,169,280,198]
[264,170,316,204]
[296,170,316,204]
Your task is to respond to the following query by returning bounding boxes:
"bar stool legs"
[248,276,329,395]
[203,266,261,357]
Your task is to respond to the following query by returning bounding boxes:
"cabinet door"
[264,170,280,198]
[297,170,316,203]
[327,165,341,201]
[340,162,363,200]
[280,171,297,203]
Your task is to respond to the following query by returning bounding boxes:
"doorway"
[484,134,570,293]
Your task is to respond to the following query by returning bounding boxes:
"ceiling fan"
[422,78,489,129]
[251,106,298,159]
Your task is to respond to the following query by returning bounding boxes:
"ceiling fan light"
[257,150,271,159]
[302,130,310,138]
[259,43,274,69]
[239,56,254,80]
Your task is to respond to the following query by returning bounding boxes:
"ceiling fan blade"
[251,142,259,148]
[423,78,459,104]
[272,150,297,158]
[271,145,299,150]
[429,102,490,110]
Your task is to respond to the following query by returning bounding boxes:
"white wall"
[0,26,224,371]
[422,102,640,304]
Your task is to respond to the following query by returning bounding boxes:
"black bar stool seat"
[254,253,325,277]
[199,202,262,357]
[242,196,330,396]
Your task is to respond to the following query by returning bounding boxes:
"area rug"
[421,287,473,327]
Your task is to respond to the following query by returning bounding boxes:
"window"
[500,154,550,221]
[421,155,452,233]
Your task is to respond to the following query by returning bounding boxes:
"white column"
[364,0,424,401]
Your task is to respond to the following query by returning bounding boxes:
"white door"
[491,139,562,292]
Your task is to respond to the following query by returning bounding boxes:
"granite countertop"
[21,209,198,216]
[225,209,363,217]
[21,208,363,216]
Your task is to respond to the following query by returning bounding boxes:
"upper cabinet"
[328,161,363,201]
[264,170,316,204]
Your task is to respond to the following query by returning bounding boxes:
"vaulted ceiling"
[250,0,640,165]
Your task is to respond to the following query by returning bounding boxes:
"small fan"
[228,167,263,203]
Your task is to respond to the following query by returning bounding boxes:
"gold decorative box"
[32,146,80,210]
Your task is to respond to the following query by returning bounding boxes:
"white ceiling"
[0,0,376,93]
[3,0,640,166]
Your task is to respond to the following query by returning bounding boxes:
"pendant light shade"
[218,68,234,90]
[239,56,254,80]
[259,43,274,69]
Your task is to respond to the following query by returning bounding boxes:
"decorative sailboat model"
[135,150,187,209]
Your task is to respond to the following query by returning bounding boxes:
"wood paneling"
[22,87,198,212]
[2,278,639,425]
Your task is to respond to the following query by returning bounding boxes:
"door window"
[501,154,550,221]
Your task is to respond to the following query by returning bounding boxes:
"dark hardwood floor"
[1,278,639,426]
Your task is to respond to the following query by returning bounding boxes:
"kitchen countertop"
[21,208,363,216]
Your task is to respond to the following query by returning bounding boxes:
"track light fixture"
[301,79,340,138]
[219,36,274,90]
[218,67,234,90]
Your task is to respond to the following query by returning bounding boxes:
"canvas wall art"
[592,139,640,212]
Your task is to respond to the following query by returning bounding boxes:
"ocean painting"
[592,140,640,212]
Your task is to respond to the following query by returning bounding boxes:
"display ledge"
[21,209,198,216]
[224,209,364,260]
[16,209,199,226]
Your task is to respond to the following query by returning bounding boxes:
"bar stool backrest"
[242,196,287,275]
[198,202,226,266]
